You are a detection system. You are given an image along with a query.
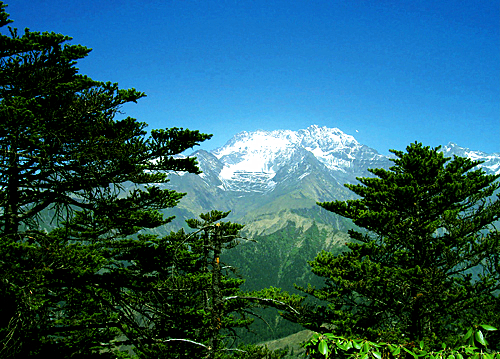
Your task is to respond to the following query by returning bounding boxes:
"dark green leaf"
[403,347,417,358]
[464,328,474,340]
[391,346,401,355]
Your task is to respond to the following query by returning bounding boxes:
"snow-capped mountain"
[160,126,500,343]
[163,125,500,233]
[190,125,500,195]
[441,142,500,175]
[197,125,390,193]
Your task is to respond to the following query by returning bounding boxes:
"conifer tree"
[304,142,500,349]
[110,210,293,358]
[125,211,253,358]
[0,3,211,357]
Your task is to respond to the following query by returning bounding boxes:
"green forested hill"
[160,167,362,344]
[222,209,354,343]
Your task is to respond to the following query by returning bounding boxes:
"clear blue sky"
[3,0,499,154]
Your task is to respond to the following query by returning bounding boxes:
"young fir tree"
[303,142,500,349]
[116,211,249,358]
[116,210,289,359]
[0,3,211,357]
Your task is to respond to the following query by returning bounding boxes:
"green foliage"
[0,3,211,357]
[304,325,500,358]
[223,219,348,343]
[0,3,290,358]
[116,210,291,358]
[301,142,500,349]
[217,343,290,358]
[134,211,251,358]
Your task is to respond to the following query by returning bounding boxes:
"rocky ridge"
[164,125,500,232]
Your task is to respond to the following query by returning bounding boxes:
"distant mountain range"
[161,125,500,343]
[164,125,500,233]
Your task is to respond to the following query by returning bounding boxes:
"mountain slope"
[160,126,500,344]
[165,126,500,233]
[442,142,500,174]
[165,125,391,230]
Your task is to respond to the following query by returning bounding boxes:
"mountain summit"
[202,125,388,193]
[165,125,500,232]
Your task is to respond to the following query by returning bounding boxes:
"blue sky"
[3,0,499,154]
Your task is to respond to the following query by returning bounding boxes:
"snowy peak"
[211,129,294,192]
[442,142,500,175]
[212,125,369,173]
[188,126,500,196]
[214,125,361,160]
[297,125,360,152]
[209,125,387,193]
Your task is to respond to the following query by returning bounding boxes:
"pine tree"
[125,210,254,358]
[119,210,297,358]
[0,3,211,357]
[304,142,500,348]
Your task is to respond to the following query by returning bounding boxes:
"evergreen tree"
[303,142,500,349]
[0,3,211,357]
[122,211,252,358]
[116,210,290,358]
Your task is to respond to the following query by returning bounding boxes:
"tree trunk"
[4,141,20,235]
[209,229,222,359]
